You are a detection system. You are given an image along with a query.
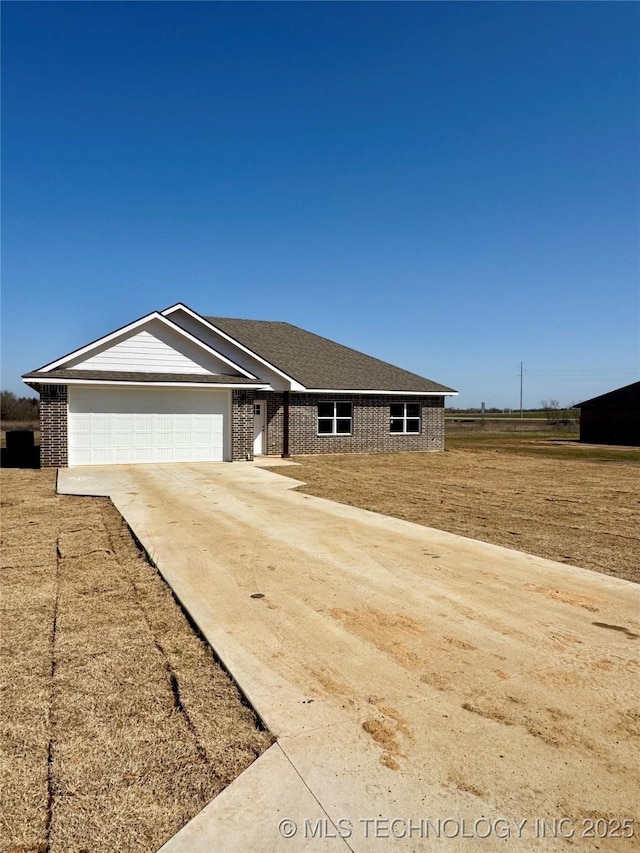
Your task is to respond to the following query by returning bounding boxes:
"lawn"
[287,432,639,583]
[0,469,272,853]
[447,428,640,462]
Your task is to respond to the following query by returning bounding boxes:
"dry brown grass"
[288,437,640,583]
[0,469,272,853]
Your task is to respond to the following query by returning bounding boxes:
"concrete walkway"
[59,462,640,852]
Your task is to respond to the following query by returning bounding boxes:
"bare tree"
[540,399,561,423]
[1,391,39,421]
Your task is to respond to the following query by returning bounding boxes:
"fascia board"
[162,304,301,388]
[300,389,458,396]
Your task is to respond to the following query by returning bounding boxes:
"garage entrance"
[68,386,230,465]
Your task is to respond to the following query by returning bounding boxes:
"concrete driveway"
[59,462,639,852]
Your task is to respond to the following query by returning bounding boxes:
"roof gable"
[69,325,225,375]
[29,312,256,379]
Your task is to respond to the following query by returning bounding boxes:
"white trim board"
[301,389,457,396]
[24,378,271,390]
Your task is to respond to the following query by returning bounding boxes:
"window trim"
[389,402,421,434]
[317,400,353,436]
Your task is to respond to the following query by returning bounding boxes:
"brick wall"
[261,392,445,456]
[231,389,256,460]
[39,384,68,468]
[37,385,442,466]
[265,392,286,456]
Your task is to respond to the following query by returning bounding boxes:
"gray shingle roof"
[207,317,455,393]
[22,369,262,385]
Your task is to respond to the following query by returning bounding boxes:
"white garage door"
[68,386,229,466]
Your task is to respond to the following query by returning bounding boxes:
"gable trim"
[162,303,306,390]
[37,311,258,379]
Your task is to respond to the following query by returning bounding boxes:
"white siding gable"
[67,320,243,376]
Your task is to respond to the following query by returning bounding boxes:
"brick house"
[23,303,457,467]
[575,381,639,446]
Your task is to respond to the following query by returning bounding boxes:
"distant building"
[575,381,640,446]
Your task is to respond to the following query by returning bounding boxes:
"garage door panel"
[68,387,229,465]
[132,433,153,448]
[72,432,93,448]
[91,432,113,447]
[92,415,111,430]
[72,449,93,465]
[113,447,135,464]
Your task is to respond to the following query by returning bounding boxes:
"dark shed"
[575,381,640,446]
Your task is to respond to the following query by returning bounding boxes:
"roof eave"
[22,374,272,390]
[299,388,457,396]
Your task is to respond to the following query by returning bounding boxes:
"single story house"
[575,381,639,447]
[23,303,457,467]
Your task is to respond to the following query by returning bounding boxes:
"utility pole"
[519,361,523,418]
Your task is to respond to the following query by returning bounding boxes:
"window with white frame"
[317,401,353,435]
[390,402,421,433]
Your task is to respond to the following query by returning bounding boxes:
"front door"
[253,399,267,456]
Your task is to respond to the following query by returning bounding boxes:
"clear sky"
[2,1,638,408]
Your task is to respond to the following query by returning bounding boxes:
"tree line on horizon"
[1,391,39,422]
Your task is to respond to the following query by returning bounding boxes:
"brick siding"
[36,384,443,467]
[231,389,256,460]
[265,392,286,456]
[260,392,444,456]
[39,384,68,468]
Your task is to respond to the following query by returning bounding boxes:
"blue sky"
[2,2,638,408]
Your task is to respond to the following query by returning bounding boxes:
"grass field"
[287,431,639,583]
[0,469,272,853]
[447,429,640,462]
